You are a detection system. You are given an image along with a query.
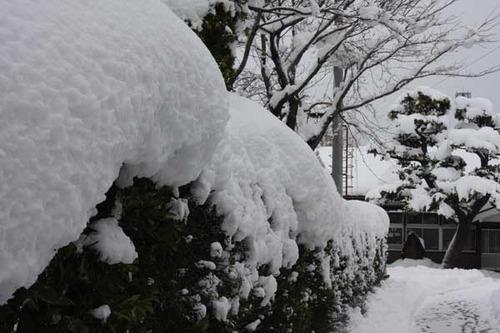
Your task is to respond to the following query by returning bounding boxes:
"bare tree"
[231,0,498,149]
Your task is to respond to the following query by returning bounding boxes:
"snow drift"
[0,0,228,303]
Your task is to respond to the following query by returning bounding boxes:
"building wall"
[345,196,500,270]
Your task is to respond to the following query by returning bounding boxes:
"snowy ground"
[349,259,500,333]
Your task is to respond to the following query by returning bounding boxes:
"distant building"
[317,146,500,270]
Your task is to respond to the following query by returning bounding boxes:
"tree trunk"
[286,96,300,130]
[442,217,472,268]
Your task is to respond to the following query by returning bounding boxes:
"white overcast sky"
[415,0,500,105]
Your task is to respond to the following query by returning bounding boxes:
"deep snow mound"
[0,0,228,303]
[193,95,389,279]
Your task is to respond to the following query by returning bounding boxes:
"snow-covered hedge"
[0,1,388,331]
[184,96,388,331]
[0,0,228,303]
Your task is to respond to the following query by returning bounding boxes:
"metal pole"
[331,66,344,195]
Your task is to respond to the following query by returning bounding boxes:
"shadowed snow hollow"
[0,0,228,303]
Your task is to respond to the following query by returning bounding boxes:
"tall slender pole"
[331,66,344,195]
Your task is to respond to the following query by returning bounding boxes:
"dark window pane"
[407,213,422,224]
[388,213,403,224]
[496,232,500,253]
[388,227,403,245]
[422,213,438,225]
[423,229,439,250]
[482,230,488,253]
[492,231,500,253]
[480,230,500,253]
[489,231,497,253]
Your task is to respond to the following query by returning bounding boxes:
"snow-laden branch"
[233,0,499,148]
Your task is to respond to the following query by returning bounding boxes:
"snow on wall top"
[193,95,388,278]
[0,0,228,303]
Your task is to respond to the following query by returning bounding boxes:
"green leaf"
[35,285,73,306]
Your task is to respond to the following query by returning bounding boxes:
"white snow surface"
[349,261,500,333]
[456,96,497,124]
[90,304,112,322]
[0,0,228,303]
[212,296,232,322]
[81,218,138,265]
[193,94,388,301]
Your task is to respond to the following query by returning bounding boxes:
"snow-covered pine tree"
[370,87,500,268]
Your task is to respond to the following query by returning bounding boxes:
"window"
[423,229,439,250]
[388,212,403,224]
[407,228,439,250]
[422,213,438,225]
[482,230,500,253]
[388,227,403,249]
[406,213,422,224]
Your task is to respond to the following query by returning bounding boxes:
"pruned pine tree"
[232,0,498,149]
[369,87,500,268]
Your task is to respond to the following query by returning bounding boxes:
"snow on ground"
[0,0,227,303]
[349,260,500,333]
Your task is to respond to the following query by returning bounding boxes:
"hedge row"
[0,178,386,332]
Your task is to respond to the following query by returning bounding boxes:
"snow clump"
[81,218,138,265]
[90,304,111,322]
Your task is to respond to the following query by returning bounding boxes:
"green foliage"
[389,92,450,119]
[0,178,234,333]
[253,239,387,333]
[0,177,387,332]
[190,3,241,89]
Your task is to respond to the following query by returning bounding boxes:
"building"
[318,146,500,270]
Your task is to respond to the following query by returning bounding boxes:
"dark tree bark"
[286,95,300,130]
[442,217,473,268]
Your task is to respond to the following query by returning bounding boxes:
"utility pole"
[331,66,343,196]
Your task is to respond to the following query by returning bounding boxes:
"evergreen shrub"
[0,178,386,332]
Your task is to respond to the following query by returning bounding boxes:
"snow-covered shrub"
[0,0,228,304]
[168,95,388,331]
[0,94,387,332]
[0,1,387,331]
